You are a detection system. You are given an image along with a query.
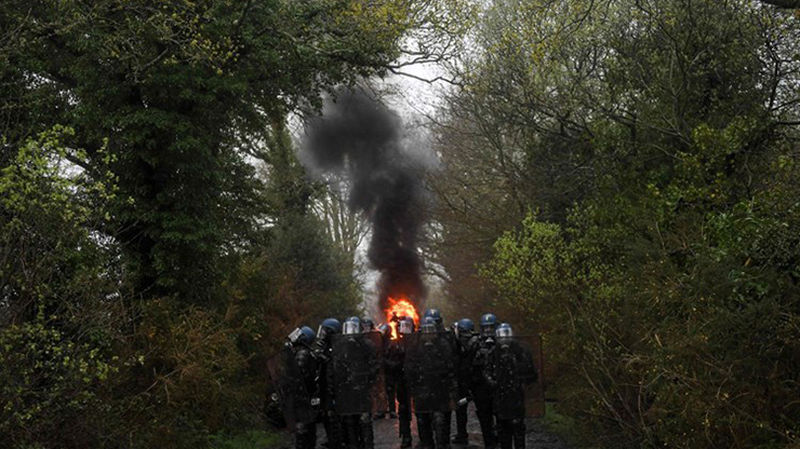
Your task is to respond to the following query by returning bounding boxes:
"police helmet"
[321,318,341,333]
[480,313,497,336]
[343,317,361,335]
[423,308,443,325]
[361,317,375,332]
[457,318,475,333]
[496,322,513,338]
[420,316,437,334]
[288,325,315,345]
[300,326,316,343]
[317,318,341,341]
[398,317,415,335]
[377,323,390,336]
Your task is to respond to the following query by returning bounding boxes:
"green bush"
[0,318,117,448]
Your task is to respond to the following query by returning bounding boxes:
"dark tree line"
[430,0,800,448]
[0,0,469,447]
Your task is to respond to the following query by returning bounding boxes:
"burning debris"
[385,296,420,339]
[301,87,432,317]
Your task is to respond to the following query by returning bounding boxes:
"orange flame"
[385,296,419,340]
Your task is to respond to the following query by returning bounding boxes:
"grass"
[541,401,585,448]
[209,430,286,449]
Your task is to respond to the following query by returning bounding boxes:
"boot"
[433,412,451,449]
[360,413,374,449]
[451,435,468,445]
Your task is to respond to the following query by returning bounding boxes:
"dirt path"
[303,404,570,449]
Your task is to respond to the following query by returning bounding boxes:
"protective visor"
[343,321,360,335]
[496,326,513,338]
[399,320,414,335]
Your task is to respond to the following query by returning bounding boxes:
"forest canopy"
[2,0,800,448]
[430,0,800,447]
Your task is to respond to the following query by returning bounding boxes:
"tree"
[760,0,800,8]
[0,127,125,448]
[312,180,369,273]
[436,0,800,447]
[0,0,461,304]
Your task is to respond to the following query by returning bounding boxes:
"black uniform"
[331,332,381,449]
[405,329,457,449]
[469,334,497,449]
[312,338,343,449]
[267,342,318,449]
[485,337,537,449]
[294,345,318,448]
[453,329,477,443]
[385,336,412,444]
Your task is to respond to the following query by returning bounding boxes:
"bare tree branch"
[760,0,800,8]
[387,67,462,86]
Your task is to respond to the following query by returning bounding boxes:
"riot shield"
[403,331,457,412]
[491,335,545,419]
[266,345,315,428]
[330,332,384,415]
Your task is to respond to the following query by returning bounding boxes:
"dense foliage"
[0,0,470,447]
[4,0,798,447]
[432,0,800,447]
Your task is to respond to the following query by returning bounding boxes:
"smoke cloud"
[301,88,431,310]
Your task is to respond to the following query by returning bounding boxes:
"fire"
[385,296,419,339]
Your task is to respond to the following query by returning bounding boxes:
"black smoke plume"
[302,88,430,310]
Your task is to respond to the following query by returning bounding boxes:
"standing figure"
[395,317,415,448]
[485,323,537,449]
[468,313,499,449]
[270,326,318,449]
[406,314,457,449]
[332,317,380,449]
[312,318,344,449]
[452,318,477,446]
[378,323,400,420]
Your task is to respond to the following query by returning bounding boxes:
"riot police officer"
[413,316,437,449]
[376,323,399,420]
[423,308,444,331]
[312,318,343,449]
[421,308,459,445]
[396,317,415,448]
[409,312,455,449]
[469,313,499,449]
[362,317,375,332]
[485,323,536,449]
[286,326,319,449]
[452,318,476,445]
[337,317,376,449]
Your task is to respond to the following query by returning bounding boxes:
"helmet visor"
[420,323,436,334]
[399,320,413,335]
[343,321,360,335]
[317,325,330,341]
[496,326,513,338]
[288,327,303,343]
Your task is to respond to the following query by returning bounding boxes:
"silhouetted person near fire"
[395,317,415,447]
[376,323,397,420]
